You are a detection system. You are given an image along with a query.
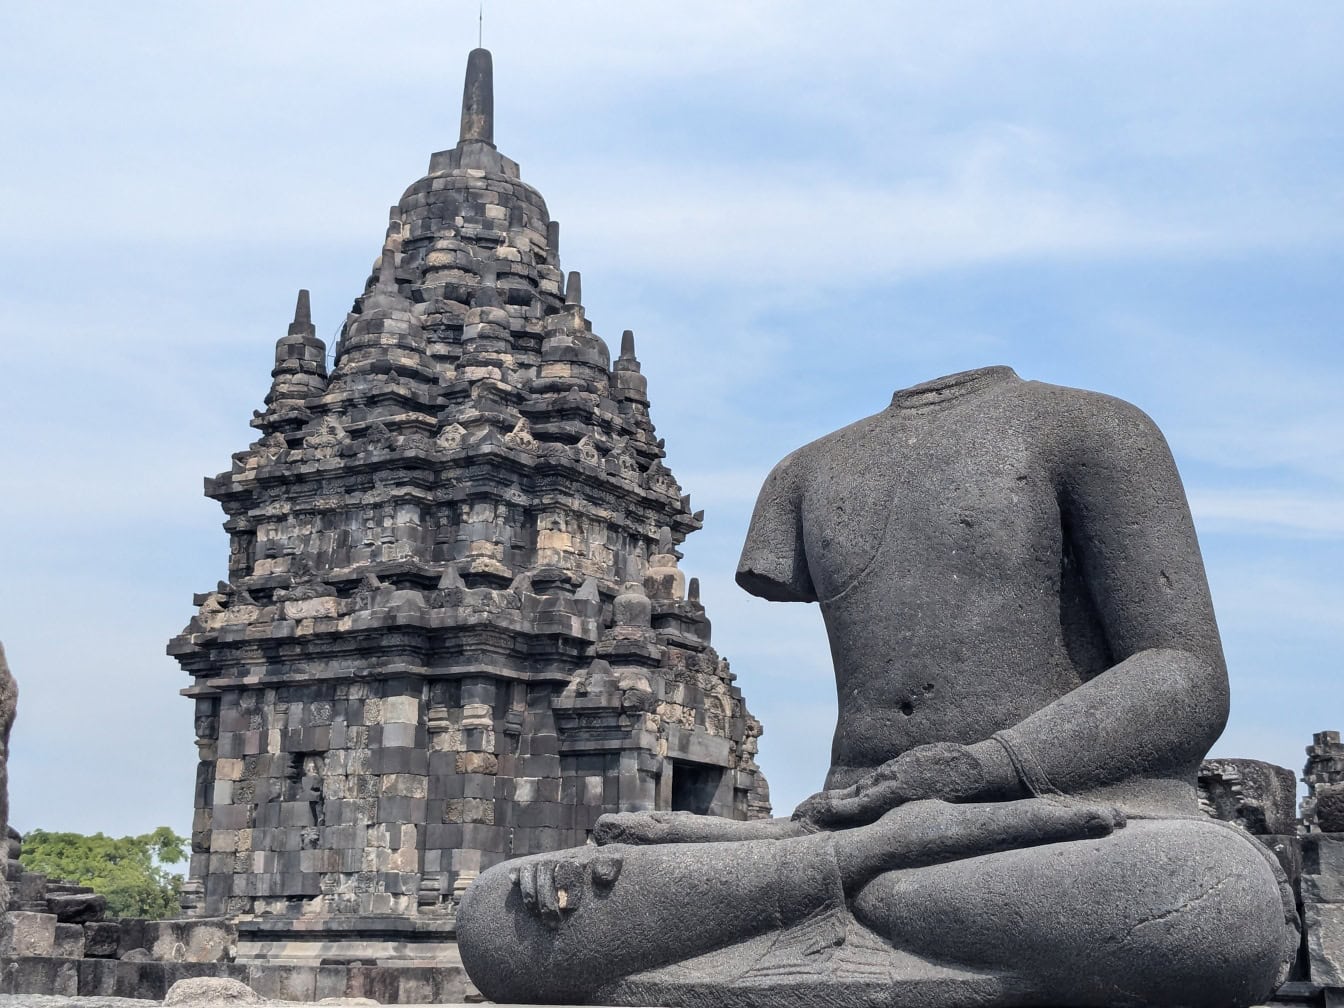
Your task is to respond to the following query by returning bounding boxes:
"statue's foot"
[837,797,1124,885]
[594,810,807,846]
[508,844,625,927]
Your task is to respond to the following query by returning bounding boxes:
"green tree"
[19,826,188,919]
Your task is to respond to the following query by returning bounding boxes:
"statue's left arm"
[975,392,1228,802]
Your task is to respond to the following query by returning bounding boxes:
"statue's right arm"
[735,451,818,603]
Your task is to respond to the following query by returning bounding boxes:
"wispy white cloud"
[1191,489,1344,539]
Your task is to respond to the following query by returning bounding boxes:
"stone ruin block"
[145,917,236,963]
[15,870,48,912]
[1307,902,1344,989]
[0,909,56,956]
[83,919,121,958]
[1303,836,1344,905]
[53,921,86,958]
[0,955,79,997]
[1199,757,1298,835]
[46,890,107,924]
[1320,784,1344,834]
[116,916,148,957]
[1306,730,1344,833]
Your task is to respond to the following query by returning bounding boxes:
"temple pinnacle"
[288,289,313,335]
[460,48,494,146]
[377,245,396,291]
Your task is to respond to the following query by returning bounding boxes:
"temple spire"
[460,48,494,146]
[377,245,396,291]
[288,289,314,336]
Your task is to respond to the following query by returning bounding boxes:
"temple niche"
[167,47,769,948]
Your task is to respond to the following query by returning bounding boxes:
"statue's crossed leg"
[459,797,1292,1007]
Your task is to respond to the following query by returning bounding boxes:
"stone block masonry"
[167,47,770,935]
[1301,733,1344,994]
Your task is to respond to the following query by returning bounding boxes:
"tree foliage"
[19,826,188,919]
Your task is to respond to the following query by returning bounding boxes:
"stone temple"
[167,47,770,948]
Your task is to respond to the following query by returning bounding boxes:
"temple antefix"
[167,47,769,951]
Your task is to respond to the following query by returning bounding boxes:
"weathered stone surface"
[1304,834,1344,880]
[168,46,768,930]
[460,367,1298,1008]
[1318,783,1344,834]
[0,954,470,1003]
[1304,872,1344,905]
[1305,902,1344,987]
[16,869,49,912]
[83,920,120,958]
[1305,731,1344,832]
[1257,834,1303,894]
[0,910,57,956]
[114,917,146,958]
[1302,833,1344,905]
[1200,758,1299,835]
[164,977,263,1004]
[146,918,235,963]
[53,922,85,958]
[46,892,107,924]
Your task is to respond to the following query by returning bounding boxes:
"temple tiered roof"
[169,48,769,927]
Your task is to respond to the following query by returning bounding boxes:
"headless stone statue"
[458,367,1298,1008]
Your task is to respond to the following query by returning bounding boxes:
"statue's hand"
[793,743,990,829]
[509,846,624,928]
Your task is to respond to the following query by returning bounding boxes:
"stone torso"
[741,368,1135,778]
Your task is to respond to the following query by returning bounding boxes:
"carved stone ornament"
[304,416,348,459]
[437,422,467,451]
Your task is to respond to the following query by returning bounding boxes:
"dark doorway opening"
[670,760,722,815]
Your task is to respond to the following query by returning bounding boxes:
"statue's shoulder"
[1016,381,1177,473]
[767,408,890,483]
[1017,379,1168,450]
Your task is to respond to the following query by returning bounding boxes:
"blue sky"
[1,2,1341,838]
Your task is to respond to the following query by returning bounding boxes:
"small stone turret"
[612,329,649,404]
[534,288,612,399]
[333,242,433,381]
[260,290,328,428]
[644,527,686,601]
